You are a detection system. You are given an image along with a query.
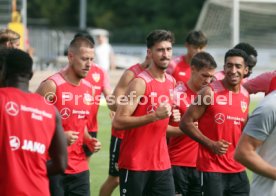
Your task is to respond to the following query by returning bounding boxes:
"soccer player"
[36,36,101,196]
[112,29,176,196]
[167,51,217,196]
[215,42,258,83]
[0,48,67,196]
[234,89,276,196]
[167,30,207,84]
[72,33,112,158]
[99,56,150,196]
[180,48,250,196]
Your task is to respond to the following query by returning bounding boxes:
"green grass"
[89,99,261,195]
[89,105,120,196]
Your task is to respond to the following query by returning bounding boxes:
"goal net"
[195,0,276,48]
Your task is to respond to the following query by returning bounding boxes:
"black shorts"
[172,166,201,196]
[109,135,121,176]
[201,171,250,196]
[83,131,97,157]
[119,169,175,196]
[49,170,90,196]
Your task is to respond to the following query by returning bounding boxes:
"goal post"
[195,0,276,48]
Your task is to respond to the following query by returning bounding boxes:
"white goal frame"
[196,0,276,47]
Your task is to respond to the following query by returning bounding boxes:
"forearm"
[113,113,159,130]
[180,122,213,148]
[235,150,276,180]
[167,125,184,137]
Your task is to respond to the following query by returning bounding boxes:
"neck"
[62,66,81,86]
[4,77,29,92]
[185,54,192,64]
[140,61,150,69]
[147,64,166,82]
[187,79,200,93]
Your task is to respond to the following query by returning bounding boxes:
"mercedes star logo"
[60,108,71,119]
[214,113,225,124]
[5,101,19,116]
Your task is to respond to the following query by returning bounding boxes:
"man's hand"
[84,137,102,153]
[171,108,181,122]
[210,139,231,155]
[64,131,79,146]
[155,102,172,120]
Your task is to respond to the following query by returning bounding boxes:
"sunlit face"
[191,66,216,91]
[147,41,172,70]
[68,47,94,79]
[224,56,248,86]
[186,44,205,59]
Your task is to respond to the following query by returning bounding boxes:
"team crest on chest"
[92,72,100,83]
[240,101,248,113]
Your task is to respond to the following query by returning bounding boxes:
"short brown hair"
[0,29,20,45]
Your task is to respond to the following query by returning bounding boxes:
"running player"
[99,56,150,196]
[36,36,101,196]
[113,29,176,196]
[167,51,217,196]
[0,48,67,196]
[180,48,250,196]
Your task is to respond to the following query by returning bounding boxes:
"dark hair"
[146,29,175,48]
[185,30,208,48]
[69,36,94,52]
[234,42,257,57]
[0,48,32,77]
[234,42,257,77]
[74,31,95,46]
[191,52,217,70]
[224,48,248,64]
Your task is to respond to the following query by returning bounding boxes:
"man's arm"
[243,71,274,94]
[234,134,276,180]
[179,87,231,155]
[36,79,78,145]
[36,79,57,101]
[108,69,136,111]
[112,77,171,130]
[167,125,183,137]
[47,109,68,175]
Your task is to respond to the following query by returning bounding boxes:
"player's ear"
[243,65,249,76]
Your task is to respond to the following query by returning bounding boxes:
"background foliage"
[27,0,205,44]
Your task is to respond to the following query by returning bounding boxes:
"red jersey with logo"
[167,55,191,84]
[112,63,144,139]
[48,73,93,174]
[168,83,199,167]
[85,63,111,133]
[268,76,276,94]
[197,80,249,173]
[118,70,175,171]
[0,88,56,196]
